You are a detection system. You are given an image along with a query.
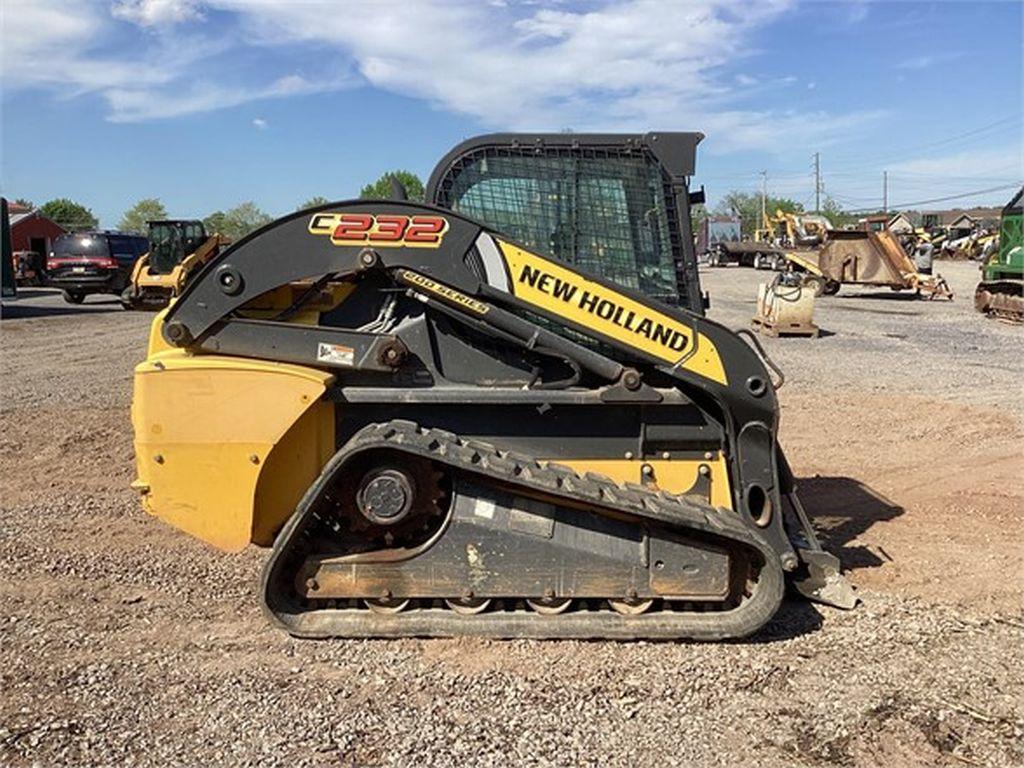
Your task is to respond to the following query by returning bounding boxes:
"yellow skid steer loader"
[123,219,228,309]
[131,133,854,639]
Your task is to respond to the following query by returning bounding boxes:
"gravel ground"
[1,261,1022,767]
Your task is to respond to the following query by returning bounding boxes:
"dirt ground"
[1,260,1021,767]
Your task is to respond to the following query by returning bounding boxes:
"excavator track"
[975,282,1024,324]
[262,420,784,641]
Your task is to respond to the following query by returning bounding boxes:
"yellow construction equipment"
[756,209,832,249]
[131,132,854,641]
[122,220,229,309]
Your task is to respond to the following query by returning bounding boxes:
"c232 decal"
[308,212,449,248]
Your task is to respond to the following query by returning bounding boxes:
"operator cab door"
[148,223,186,275]
[182,222,206,256]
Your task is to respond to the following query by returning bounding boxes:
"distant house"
[920,206,1001,232]
[10,207,66,257]
[886,212,917,234]
[946,214,977,239]
[858,215,889,233]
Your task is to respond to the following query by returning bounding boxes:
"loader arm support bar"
[161,200,796,563]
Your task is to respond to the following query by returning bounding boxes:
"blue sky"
[1,0,1021,227]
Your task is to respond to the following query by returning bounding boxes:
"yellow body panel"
[554,455,733,510]
[239,281,354,315]
[140,265,181,292]
[130,251,182,293]
[146,307,175,354]
[128,253,150,288]
[783,250,824,277]
[498,240,728,385]
[132,345,335,551]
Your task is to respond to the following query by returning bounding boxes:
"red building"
[9,204,66,256]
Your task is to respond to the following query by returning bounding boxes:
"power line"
[702,115,1021,195]
[887,170,1022,181]
[844,182,1022,213]
[827,114,1022,171]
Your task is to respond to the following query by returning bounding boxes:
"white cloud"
[2,1,207,92]
[251,117,267,130]
[0,0,345,121]
[888,146,1024,180]
[699,108,886,154]
[206,0,875,151]
[0,0,884,152]
[104,74,333,122]
[898,55,936,71]
[0,1,140,89]
[896,51,963,70]
[845,1,870,25]
[112,0,202,26]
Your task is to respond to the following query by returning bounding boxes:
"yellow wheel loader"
[122,219,229,309]
[131,133,854,640]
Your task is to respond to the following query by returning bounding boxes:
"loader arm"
[173,234,225,292]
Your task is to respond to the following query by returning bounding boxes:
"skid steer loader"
[122,219,228,309]
[131,132,854,640]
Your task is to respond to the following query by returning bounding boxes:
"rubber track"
[261,420,784,640]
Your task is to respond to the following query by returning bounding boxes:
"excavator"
[760,209,832,263]
[756,209,833,251]
[122,219,228,309]
[131,133,854,640]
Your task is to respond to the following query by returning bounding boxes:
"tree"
[714,191,803,236]
[13,198,33,209]
[203,211,228,235]
[820,196,858,229]
[297,196,330,211]
[212,202,272,241]
[40,198,98,231]
[118,198,167,234]
[359,170,424,202]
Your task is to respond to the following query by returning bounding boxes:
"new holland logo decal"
[496,239,728,384]
[308,212,449,248]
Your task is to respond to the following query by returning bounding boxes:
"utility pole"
[760,170,767,225]
[883,170,888,213]
[813,152,821,213]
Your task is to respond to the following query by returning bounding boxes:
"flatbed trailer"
[708,240,787,270]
